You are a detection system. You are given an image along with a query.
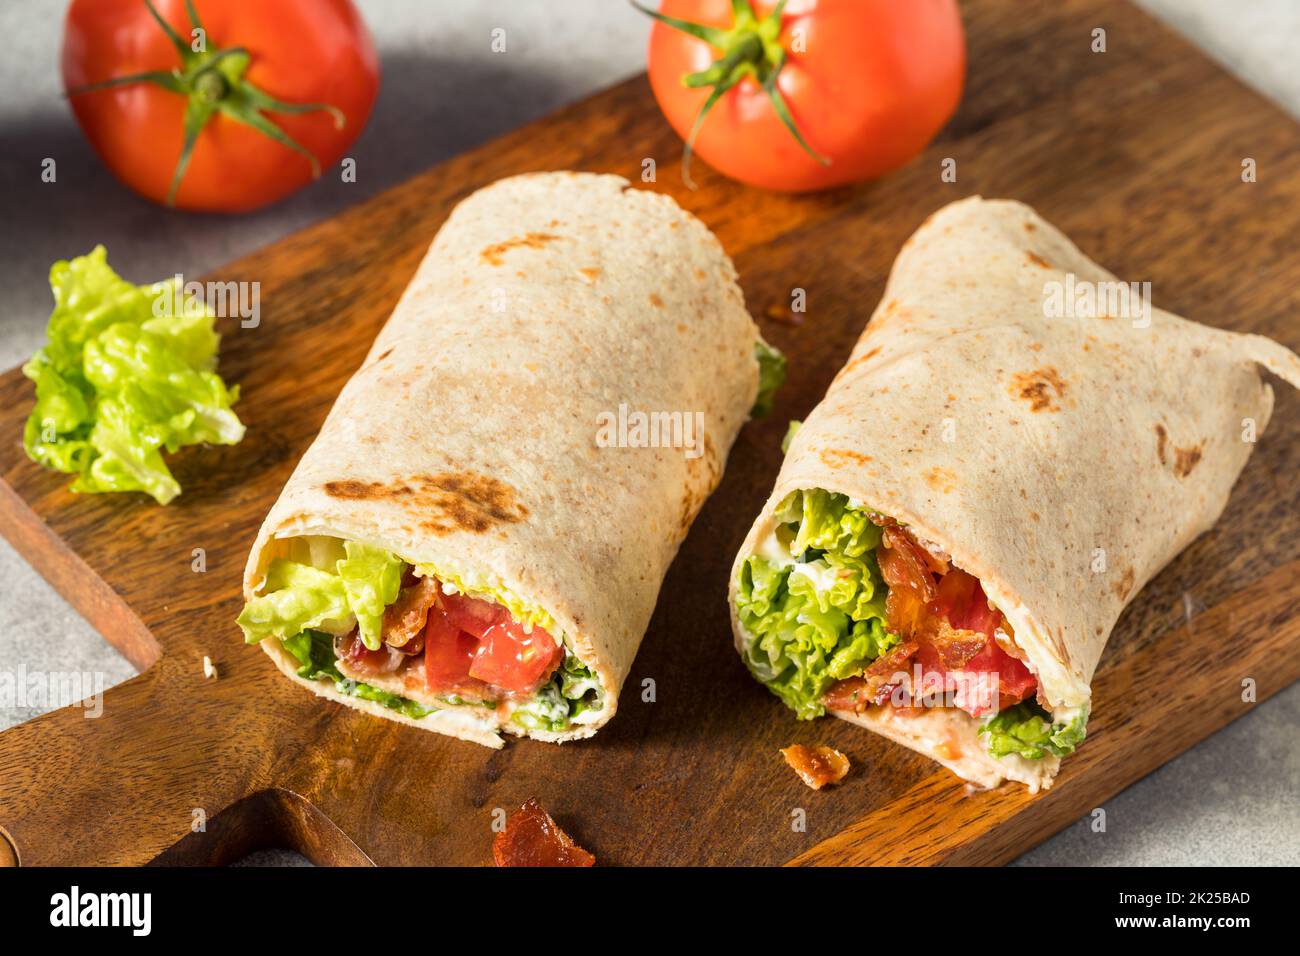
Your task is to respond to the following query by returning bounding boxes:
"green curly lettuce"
[752,340,786,417]
[735,489,899,719]
[22,246,244,504]
[511,650,605,732]
[981,702,1089,759]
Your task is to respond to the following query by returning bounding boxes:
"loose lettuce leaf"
[736,489,898,719]
[279,630,433,720]
[981,702,1089,759]
[752,340,786,417]
[22,246,244,504]
[238,546,406,647]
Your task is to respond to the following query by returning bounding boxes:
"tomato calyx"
[633,0,829,187]
[66,0,345,207]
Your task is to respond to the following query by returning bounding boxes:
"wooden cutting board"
[2,0,1298,866]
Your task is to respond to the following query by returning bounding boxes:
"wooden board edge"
[0,476,159,672]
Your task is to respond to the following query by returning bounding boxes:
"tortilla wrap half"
[243,172,763,747]
[730,196,1299,791]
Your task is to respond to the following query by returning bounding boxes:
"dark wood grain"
[1,0,1298,866]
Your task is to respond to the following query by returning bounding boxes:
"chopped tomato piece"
[780,745,851,790]
[931,568,1000,636]
[493,798,594,867]
[469,618,563,694]
[422,605,481,691]
[914,637,1036,717]
[441,591,505,634]
[420,593,561,697]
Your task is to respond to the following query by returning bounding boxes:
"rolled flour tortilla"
[730,196,1299,791]
[241,172,768,747]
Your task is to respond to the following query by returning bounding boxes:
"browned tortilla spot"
[1010,366,1067,412]
[649,292,664,308]
[924,466,958,493]
[578,267,601,283]
[836,346,884,381]
[819,449,873,468]
[1155,423,1169,465]
[322,479,392,499]
[480,232,561,266]
[1173,443,1203,478]
[323,472,528,535]
[1025,251,1051,269]
[1113,566,1136,601]
[376,347,393,362]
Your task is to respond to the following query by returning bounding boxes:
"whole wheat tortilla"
[245,172,760,746]
[730,196,1299,791]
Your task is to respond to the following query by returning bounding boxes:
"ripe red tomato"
[423,606,480,690]
[62,0,379,212]
[469,619,563,694]
[426,594,563,695]
[643,0,966,191]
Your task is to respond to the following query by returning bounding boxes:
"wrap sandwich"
[240,172,781,747]
[730,196,1299,791]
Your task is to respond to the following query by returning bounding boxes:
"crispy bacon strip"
[780,744,851,790]
[824,641,919,712]
[381,576,440,651]
[928,620,988,670]
[492,799,595,867]
[879,526,939,601]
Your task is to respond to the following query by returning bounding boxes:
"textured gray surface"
[0,0,1296,867]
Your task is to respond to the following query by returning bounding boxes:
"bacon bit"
[493,799,594,867]
[780,745,851,790]
[336,632,404,677]
[824,641,919,712]
[382,576,440,650]
[880,526,939,599]
[929,620,989,670]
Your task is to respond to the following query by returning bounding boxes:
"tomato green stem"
[66,0,346,208]
[633,0,829,188]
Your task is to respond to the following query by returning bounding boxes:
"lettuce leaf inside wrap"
[981,702,1089,759]
[735,489,899,719]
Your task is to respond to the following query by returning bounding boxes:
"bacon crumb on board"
[780,745,851,790]
[492,798,595,867]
